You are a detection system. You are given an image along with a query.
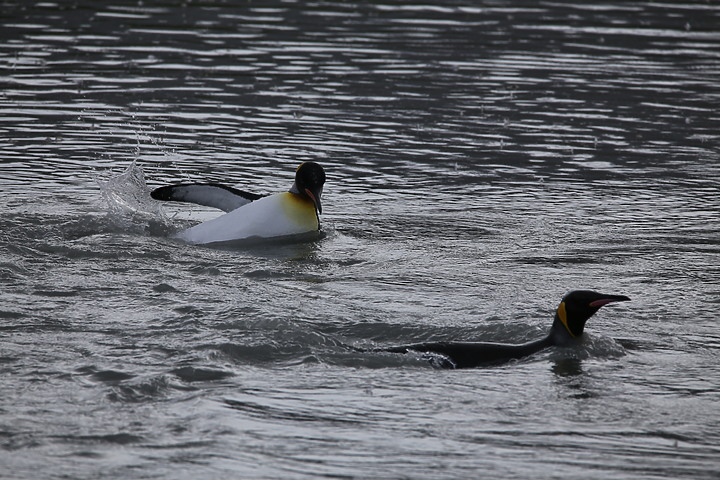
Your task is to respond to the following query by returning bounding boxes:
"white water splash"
[96,161,174,236]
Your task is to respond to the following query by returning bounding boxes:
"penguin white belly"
[177,192,319,244]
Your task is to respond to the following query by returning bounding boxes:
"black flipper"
[150,183,264,212]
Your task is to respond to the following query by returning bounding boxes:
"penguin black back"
[379,290,630,369]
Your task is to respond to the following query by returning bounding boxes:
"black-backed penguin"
[150,162,325,244]
[378,290,630,368]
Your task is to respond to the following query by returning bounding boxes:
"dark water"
[1,1,719,479]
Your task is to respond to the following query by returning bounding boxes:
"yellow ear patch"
[557,301,575,337]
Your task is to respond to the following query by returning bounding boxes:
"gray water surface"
[1,2,719,479]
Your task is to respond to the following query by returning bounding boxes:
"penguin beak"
[589,295,631,308]
[304,187,322,214]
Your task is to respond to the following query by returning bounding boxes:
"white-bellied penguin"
[378,290,630,368]
[150,162,326,244]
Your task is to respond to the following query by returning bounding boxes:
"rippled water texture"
[1,2,719,479]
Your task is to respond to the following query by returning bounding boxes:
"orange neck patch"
[557,301,575,337]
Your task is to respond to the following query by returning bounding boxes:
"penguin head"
[550,290,630,344]
[295,162,326,214]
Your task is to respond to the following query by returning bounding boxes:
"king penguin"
[377,290,630,369]
[150,162,326,244]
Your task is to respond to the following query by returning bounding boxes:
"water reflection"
[551,357,585,378]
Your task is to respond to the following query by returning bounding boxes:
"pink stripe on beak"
[304,188,321,214]
[589,299,619,308]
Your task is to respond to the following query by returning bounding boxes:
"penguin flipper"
[150,183,264,212]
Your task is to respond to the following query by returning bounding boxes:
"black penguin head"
[550,290,630,343]
[294,162,326,214]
